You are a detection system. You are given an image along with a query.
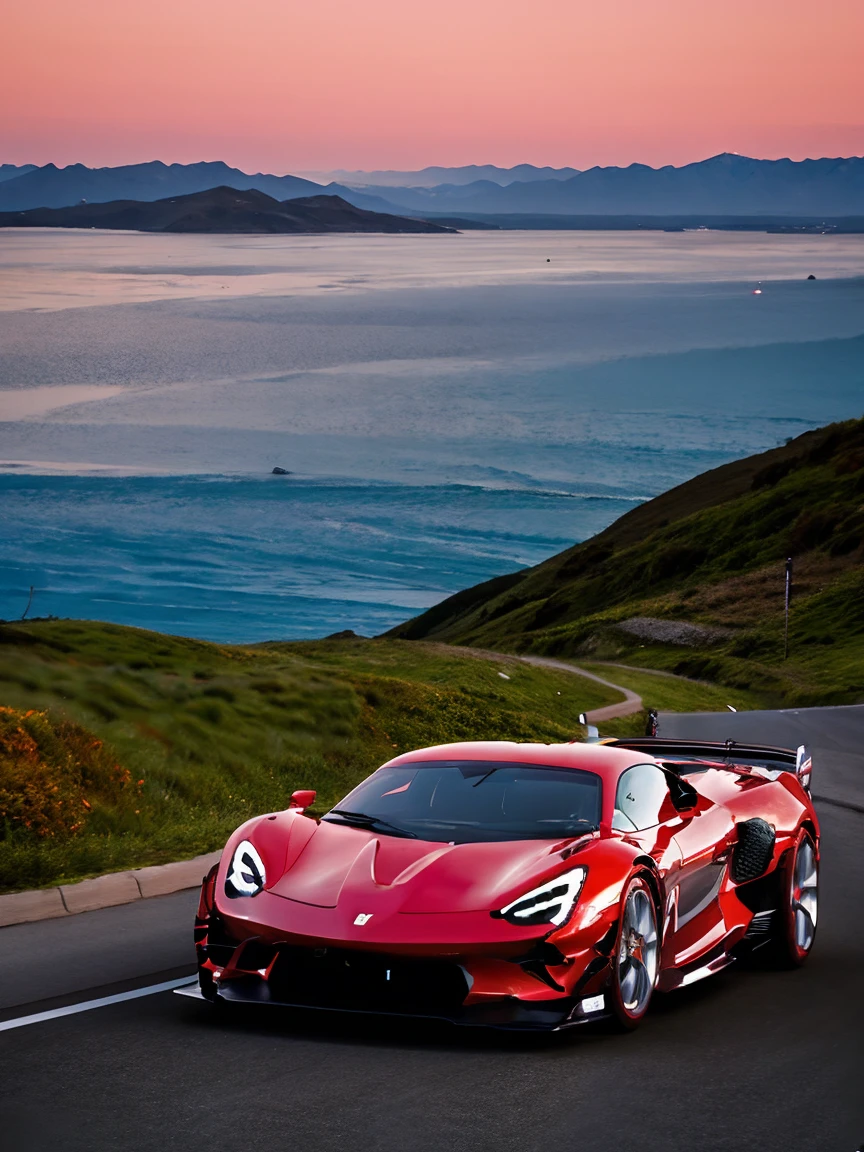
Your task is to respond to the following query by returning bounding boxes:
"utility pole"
[784,557,792,660]
[21,585,34,621]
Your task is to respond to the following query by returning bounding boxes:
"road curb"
[0,851,221,928]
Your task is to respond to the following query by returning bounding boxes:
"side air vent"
[731,818,776,883]
[743,910,775,939]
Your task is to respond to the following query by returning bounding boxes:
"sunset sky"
[2,0,862,172]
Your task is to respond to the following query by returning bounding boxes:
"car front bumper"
[195,924,614,1031]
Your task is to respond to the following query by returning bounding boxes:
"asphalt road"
[659,703,864,810]
[1,711,862,1152]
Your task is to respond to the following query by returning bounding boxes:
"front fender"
[215,808,315,905]
[551,837,666,954]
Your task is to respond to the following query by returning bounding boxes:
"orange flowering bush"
[0,707,137,839]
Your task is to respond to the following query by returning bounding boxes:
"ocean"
[1,228,863,641]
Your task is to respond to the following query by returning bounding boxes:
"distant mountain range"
[1,154,861,218]
[366,154,864,216]
[0,163,36,183]
[0,187,456,234]
[299,164,581,187]
[0,160,395,215]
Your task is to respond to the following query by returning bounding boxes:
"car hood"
[267,818,582,913]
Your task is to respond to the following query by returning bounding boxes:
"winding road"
[0,708,861,1152]
[514,654,643,721]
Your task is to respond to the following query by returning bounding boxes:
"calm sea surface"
[1,229,863,640]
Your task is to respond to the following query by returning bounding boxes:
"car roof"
[383,740,653,784]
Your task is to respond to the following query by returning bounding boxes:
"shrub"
[787,508,841,553]
[0,707,136,839]
[751,459,796,489]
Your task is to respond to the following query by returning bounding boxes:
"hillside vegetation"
[4,419,862,892]
[390,417,864,706]
[0,623,620,892]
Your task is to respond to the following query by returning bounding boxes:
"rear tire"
[608,875,659,1031]
[771,829,818,967]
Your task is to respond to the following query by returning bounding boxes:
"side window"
[613,764,671,831]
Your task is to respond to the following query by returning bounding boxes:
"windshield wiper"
[470,766,500,788]
[324,809,418,839]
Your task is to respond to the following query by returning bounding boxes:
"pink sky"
[2,0,862,171]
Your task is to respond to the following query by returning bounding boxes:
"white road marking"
[0,976,196,1033]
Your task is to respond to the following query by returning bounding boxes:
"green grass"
[557,662,770,741]
[0,621,621,893]
[389,417,864,706]
[577,662,766,714]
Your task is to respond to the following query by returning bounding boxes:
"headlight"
[225,840,266,898]
[494,867,587,927]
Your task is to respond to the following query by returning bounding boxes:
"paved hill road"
[660,703,864,811]
[0,709,861,1152]
[515,654,642,721]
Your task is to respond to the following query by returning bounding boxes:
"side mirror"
[578,713,600,742]
[289,789,317,810]
[662,768,699,812]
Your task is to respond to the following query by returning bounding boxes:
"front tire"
[608,875,659,1030]
[772,829,818,967]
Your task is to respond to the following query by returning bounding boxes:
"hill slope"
[0,626,619,891]
[0,187,455,234]
[389,418,864,706]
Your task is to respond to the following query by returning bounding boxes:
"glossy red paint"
[194,737,820,1031]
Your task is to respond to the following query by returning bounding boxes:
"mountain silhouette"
[313,164,581,188]
[0,163,36,184]
[1,154,861,217]
[0,160,394,214]
[357,154,864,215]
[0,187,457,234]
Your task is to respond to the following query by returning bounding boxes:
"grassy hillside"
[4,419,862,891]
[389,417,864,707]
[0,622,622,892]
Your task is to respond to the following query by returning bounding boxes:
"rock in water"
[271,466,291,475]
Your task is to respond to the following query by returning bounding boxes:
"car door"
[612,763,733,968]
[664,775,737,966]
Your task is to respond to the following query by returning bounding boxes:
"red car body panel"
[194,737,819,1029]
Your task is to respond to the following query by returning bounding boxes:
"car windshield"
[324,760,602,844]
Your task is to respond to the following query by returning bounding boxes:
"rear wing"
[607,737,812,794]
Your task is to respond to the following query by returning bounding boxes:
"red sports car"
[187,736,818,1031]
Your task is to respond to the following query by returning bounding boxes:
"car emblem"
[354,913,373,926]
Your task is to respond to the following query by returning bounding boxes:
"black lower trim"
[216,975,581,1031]
[264,945,470,1016]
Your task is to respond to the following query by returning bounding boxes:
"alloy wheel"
[792,836,818,954]
[616,883,659,1017]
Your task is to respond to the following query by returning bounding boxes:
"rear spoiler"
[607,737,812,794]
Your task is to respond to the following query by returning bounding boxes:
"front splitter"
[176,977,610,1031]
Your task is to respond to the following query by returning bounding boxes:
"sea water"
[1,229,863,641]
